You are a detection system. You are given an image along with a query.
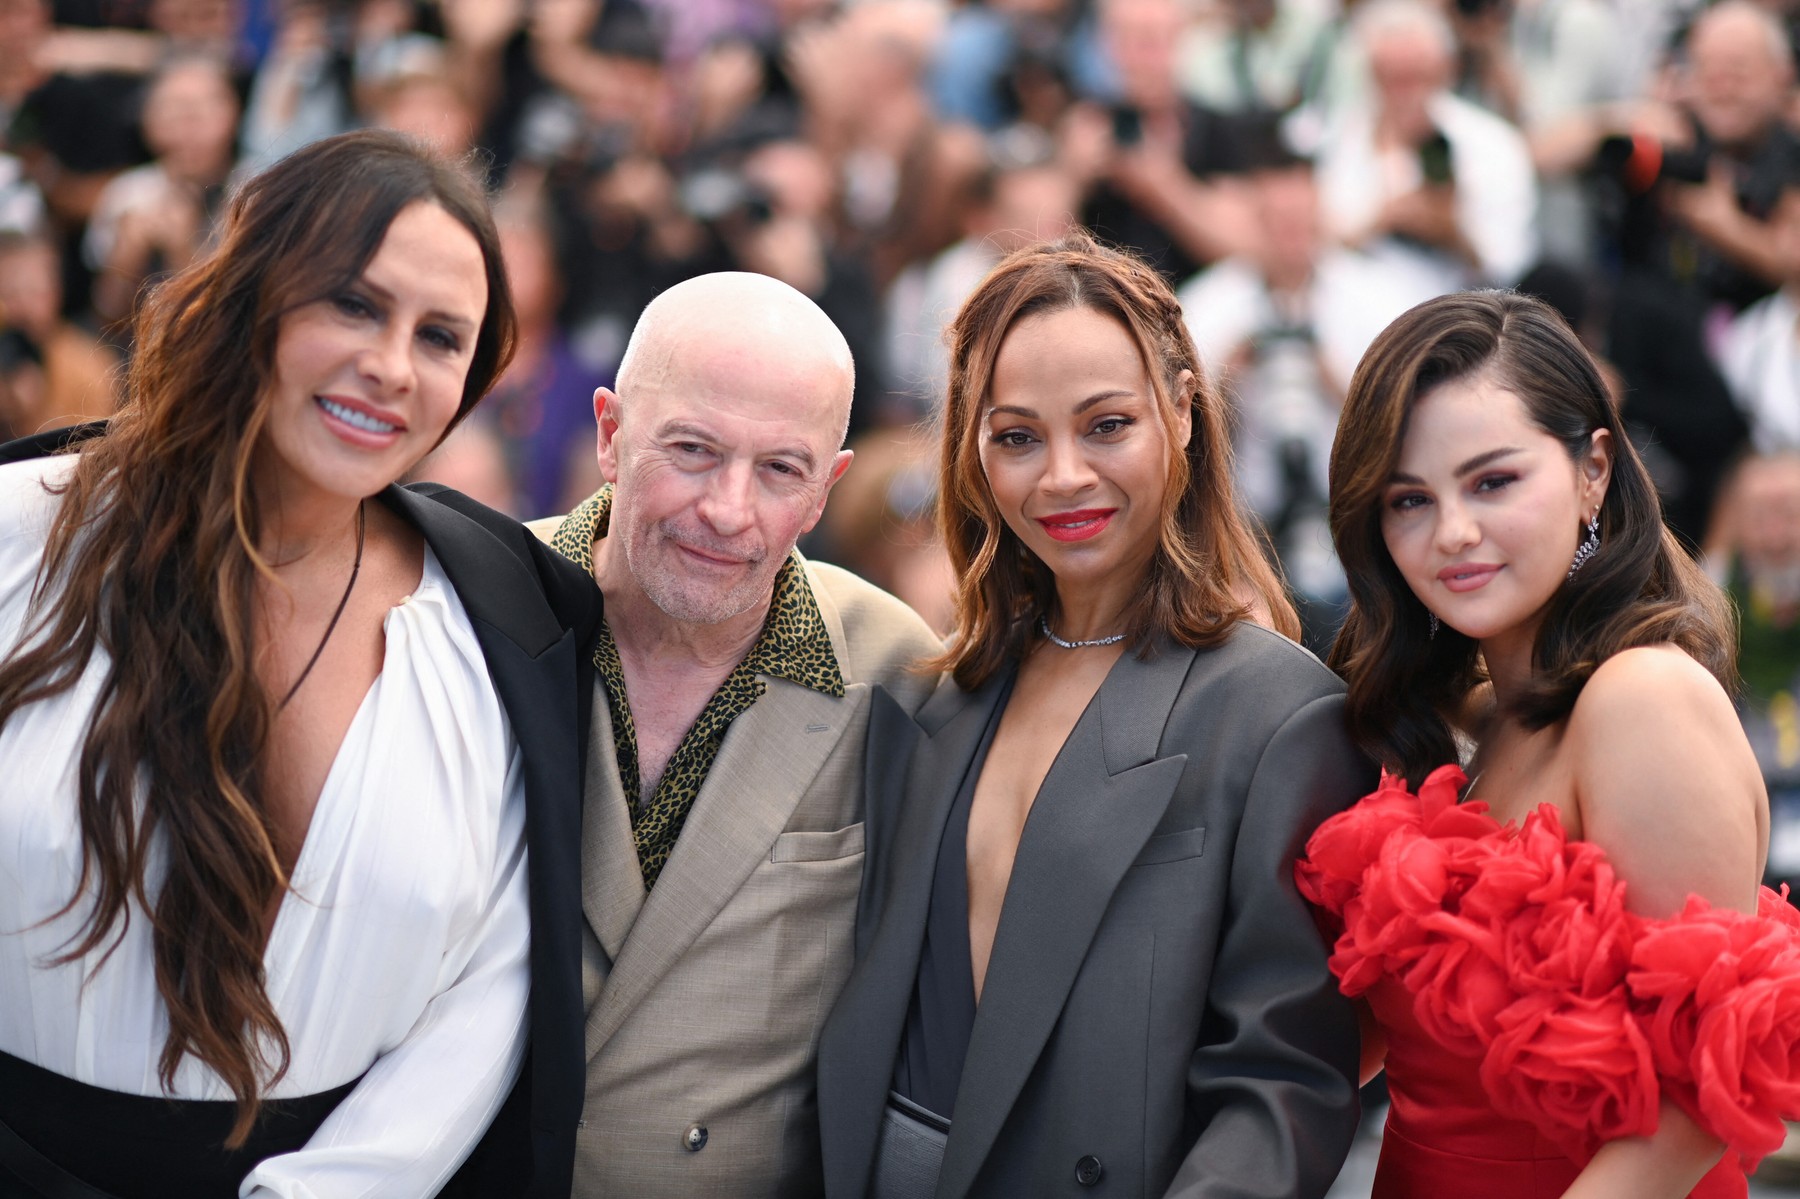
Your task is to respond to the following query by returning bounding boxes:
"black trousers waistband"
[0,1048,358,1199]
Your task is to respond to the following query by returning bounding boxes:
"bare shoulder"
[1569,644,1739,740]
[1567,644,1765,915]
[1568,645,1750,783]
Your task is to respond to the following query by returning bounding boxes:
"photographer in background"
[1063,0,1267,281]
[1602,0,1796,543]
[929,0,1101,131]
[84,51,239,328]
[1180,148,1420,651]
[1640,1,1800,310]
[0,230,117,432]
[1450,0,1628,265]
[886,134,1079,418]
[1315,0,1538,298]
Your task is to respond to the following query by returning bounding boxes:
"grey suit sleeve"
[1163,692,1367,1199]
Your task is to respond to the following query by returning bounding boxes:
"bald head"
[617,272,855,445]
[593,272,860,630]
[1689,0,1794,146]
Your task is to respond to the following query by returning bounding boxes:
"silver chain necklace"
[1039,615,1126,649]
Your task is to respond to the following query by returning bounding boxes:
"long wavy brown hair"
[1327,290,1733,785]
[0,130,515,1142]
[930,231,1298,689]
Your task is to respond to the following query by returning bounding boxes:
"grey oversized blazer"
[817,623,1370,1199]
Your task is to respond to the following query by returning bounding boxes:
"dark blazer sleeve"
[394,483,600,1199]
[0,421,105,463]
[1165,690,1366,1199]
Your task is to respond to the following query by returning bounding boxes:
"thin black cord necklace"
[278,500,365,710]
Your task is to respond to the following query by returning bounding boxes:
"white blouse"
[0,456,531,1199]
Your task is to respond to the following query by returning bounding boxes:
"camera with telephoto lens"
[1593,133,1711,193]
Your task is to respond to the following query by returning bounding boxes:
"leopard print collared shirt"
[550,486,845,889]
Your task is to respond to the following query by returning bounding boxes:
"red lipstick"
[1037,508,1117,543]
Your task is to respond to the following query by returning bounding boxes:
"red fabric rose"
[1688,969,1800,1167]
[1401,912,1514,1054]
[1628,888,1800,1168]
[1297,767,1800,1169]
[1479,988,1661,1160]
[1297,774,1428,918]
[1629,906,1737,1080]
[1499,824,1632,999]
[1763,886,1800,932]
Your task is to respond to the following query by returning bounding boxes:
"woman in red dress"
[1299,290,1800,1198]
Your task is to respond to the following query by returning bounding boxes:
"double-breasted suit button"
[683,1125,708,1152]
[1074,1155,1103,1186]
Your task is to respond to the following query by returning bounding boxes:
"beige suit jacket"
[531,534,938,1198]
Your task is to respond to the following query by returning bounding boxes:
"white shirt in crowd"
[1722,287,1800,453]
[1316,90,1540,297]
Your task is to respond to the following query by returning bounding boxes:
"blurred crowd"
[18,0,1800,857]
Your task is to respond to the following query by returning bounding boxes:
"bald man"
[528,273,939,1198]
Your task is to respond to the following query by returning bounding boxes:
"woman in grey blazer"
[816,232,1369,1199]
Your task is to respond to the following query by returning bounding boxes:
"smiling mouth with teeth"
[318,397,399,434]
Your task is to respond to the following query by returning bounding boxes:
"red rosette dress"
[1297,765,1800,1198]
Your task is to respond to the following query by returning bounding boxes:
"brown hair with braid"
[0,130,515,1144]
[929,230,1298,689]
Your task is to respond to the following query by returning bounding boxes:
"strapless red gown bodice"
[1298,767,1800,1199]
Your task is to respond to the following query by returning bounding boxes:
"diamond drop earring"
[1567,512,1601,579]
[1428,611,1439,639]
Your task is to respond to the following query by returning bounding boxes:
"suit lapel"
[581,692,644,980]
[819,673,1007,1197]
[381,485,566,655]
[937,642,1195,1199]
[584,679,853,1055]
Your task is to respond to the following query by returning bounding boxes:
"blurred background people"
[1180,148,1420,650]
[1314,0,1539,297]
[1705,451,1800,894]
[1062,0,1264,280]
[1603,0,1798,545]
[885,130,1079,417]
[1721,180,1800,453]
[0,229,118,433]
[84,51,239,326]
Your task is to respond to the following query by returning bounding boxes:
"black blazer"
[0,426,599,1199]
[818,623,1370,1199]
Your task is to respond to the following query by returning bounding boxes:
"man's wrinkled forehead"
[622,319,853,449]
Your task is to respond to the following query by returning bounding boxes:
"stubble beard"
[625,520,776,626]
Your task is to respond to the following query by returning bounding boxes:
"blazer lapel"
[937,642,1195,1199]
[583,679,853,1055]
[819,673,1007,1198]
[381,485,568,655]
[581,693,644,977]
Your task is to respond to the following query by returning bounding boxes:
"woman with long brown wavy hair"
[1297,290,1800,1198]
[816,231,1368,1198]
[0,130,595,1197]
